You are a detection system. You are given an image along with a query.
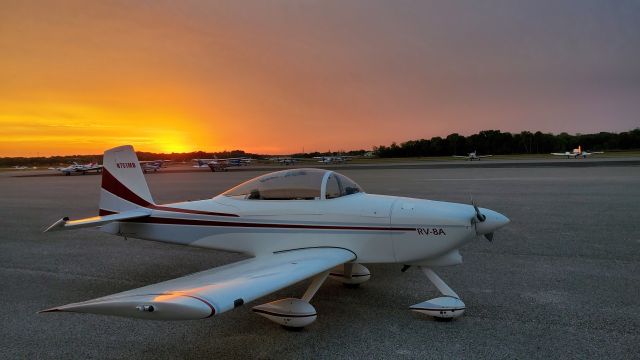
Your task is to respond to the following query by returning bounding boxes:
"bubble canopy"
[222,168,363,200]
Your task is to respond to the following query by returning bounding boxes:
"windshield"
[223,169,326,200]
[325,172,363,199]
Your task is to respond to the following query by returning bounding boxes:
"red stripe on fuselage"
[101,168,238,217]
[122,216,415,232]
[150,205,239,217]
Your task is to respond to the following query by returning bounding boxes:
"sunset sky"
[1,0,639,156]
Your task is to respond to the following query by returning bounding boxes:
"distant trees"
[0,150,258,168]
[2,129,639,167]
[373,129,640,158]
[0,147,370,167]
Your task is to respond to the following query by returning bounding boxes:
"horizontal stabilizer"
[44,209,151,232]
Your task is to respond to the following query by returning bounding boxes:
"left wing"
[40,247,355,320]
[476,155,492,158]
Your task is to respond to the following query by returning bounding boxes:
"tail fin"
[99,145,155,215]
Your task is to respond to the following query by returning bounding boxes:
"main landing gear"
[252,264,465,327]
[328,263,371,287]
[252,263,371,328]
[252,271,328,328]
[409,267,466,319]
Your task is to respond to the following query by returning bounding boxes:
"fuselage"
[102,193,506,264]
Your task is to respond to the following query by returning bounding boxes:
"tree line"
[0,150,256,168]
[2,129,639,167]
[373,129,640,158]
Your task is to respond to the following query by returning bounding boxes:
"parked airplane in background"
[270,157,299,165]
[42,145,509,328]
[269,156,319,165]
[9,165,37,170]
[314,155,354,164]
[551,146,603,159]
[140,160,171,173]
[271,155,355,165]
[453,151,493,161]
[192,157,253,172]
[49,162,103,175]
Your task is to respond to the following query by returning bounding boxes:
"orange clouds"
[1,1,638,156]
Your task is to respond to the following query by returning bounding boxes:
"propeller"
[472,200,486,222]
[470,197,493,242]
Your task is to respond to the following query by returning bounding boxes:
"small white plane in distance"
[551,145,604,159]
[314,155,354,164]
[193,157,253,172]
[269,156,317,165]
[42,145,509,328]
[140,160,171,173]
[49,162,103,175]
[453,151,493,161]
[270,156,299,165]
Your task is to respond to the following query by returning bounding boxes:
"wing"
[476,155,492,158]
[452,155,467,158]
[550,152,570,156]
[40,247,355,320]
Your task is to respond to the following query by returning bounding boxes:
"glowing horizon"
[1,1,638,157]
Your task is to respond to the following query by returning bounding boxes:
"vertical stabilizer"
[99,145,155,214]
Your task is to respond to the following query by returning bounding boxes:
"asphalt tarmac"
[1,162,639,359]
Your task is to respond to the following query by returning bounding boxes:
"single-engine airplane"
[193,157,253,172]
[269,156,303,165]
[42,145,509,328]
[49,162,103,175]
[140,160,171,173]
[314,155,354,164]
[551,145,603,159]
[452,151,492,161]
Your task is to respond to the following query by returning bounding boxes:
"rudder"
[99,145,155,214]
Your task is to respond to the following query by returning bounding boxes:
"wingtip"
[43,217,68,233]
[38,308,62,314]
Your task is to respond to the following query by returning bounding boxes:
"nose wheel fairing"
[410,296,466,319]
[410,267,466,319]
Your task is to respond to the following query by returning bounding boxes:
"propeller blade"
[484,232,494,242]
[470,198,486,222]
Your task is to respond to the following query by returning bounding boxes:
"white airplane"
[453,151,493,161]
[314,155,354,164]
[269,156,322,165]
[269,156,301,165]
[49,162,103,175]
[551,145,604,159]
[140,160,171,173]
[42,145,509,328]
[193,157,253,172]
